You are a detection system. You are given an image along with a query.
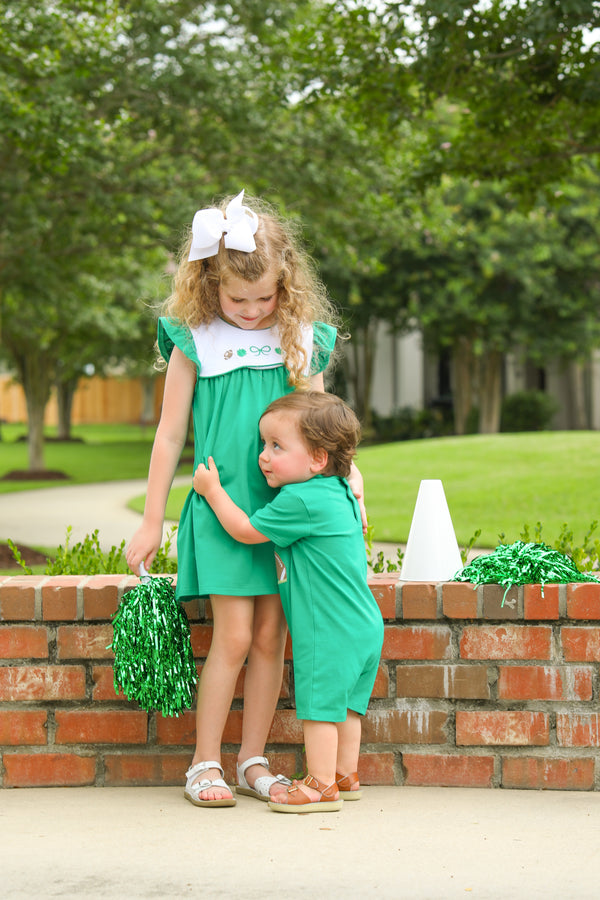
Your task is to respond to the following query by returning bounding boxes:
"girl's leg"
[336,709,362,777]
[237,592,288,801]
[190,595,254,802]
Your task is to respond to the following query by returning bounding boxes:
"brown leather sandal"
[336,771,362,800]
[268,774,343,813]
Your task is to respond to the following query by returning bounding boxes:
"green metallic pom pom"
[110,568,197,717]
[454,540,600,605]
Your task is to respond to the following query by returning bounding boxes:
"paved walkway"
[3,785,600,898]
[0,477,188,554]
[0,477,405,562]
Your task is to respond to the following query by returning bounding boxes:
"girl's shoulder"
[157,317,198,366]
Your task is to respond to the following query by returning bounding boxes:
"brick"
[456,710,549,746]
[267,709,304,744]
[57,624,114,659]
[502,756,595,790]
[182,598,201,620]
[0,710,47,745]
[104,753,189,786]
[562,626,600,661]
[368,575,398,619]
[383,625,452,660]
[190,623,214,657]
[362,707,447,744]
[401,582,437,619]
[4,752,96,787]
[357,752,396,785]
[498,665,593,701]
[442,582,478,619]
[55,710,148,744]
[42,576,82,620]
[524,584,560,620]
[222,709,244,743]
[371,664,390,698]
[567,582,600,620]
[92,666,128,701]
[155,710,197,745]
[83,575,124,619]
[557,713,600,747]
[403,753,495,787]
[0,625,48,659]
[396,664,489,699]
[460,624,551,660]
[482,584,521,619]
[0,576,46,620]
[0,665,86,701]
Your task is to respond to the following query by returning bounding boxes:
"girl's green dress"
[157,316,336,601]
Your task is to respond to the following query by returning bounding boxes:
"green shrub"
[8,526,178,576]
[371,405,451,443]
[500,390,558,433]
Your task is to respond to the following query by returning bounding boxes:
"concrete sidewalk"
[2,785,600,898]
[0,478,188,554]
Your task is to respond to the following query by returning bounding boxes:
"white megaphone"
[400,479,463,582]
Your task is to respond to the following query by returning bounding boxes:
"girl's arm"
[193,457,269,545]
[126,347,196,574]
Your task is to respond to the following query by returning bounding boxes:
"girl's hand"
[193,456,222,497]
[126,522,163,576]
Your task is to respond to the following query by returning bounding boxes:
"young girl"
[126,190,360,808]
[193,391,384,813]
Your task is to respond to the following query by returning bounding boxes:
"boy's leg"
[335,709,362,776]
[238,593,288,801]
[277,719,339,803]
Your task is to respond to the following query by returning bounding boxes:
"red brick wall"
[2,573,600,790]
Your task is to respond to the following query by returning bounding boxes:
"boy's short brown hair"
[260,391,361,478]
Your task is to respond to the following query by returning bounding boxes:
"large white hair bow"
[188,190,259,261]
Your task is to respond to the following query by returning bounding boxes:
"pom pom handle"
[139,562,150,581]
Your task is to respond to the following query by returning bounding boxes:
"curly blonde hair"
[163,193,337,386]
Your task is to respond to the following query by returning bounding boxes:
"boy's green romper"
[250,475,384,721]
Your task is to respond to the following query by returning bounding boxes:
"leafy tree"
[395,169,600,433]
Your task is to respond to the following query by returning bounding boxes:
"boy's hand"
[193,456,222,497]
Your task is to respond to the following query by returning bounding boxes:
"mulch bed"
[1,470,69,481]
[0,542,48,570]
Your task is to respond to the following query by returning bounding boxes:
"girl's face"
[218,270,279,330]
[258,410,326,488]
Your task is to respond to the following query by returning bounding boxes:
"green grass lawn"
[0,423,193,491]
[160,431,600,549]
[2,424,599,551]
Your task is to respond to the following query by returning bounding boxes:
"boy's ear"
[310,447,328,473]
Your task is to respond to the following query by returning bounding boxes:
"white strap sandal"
[184,760,236,807]
[236,755,292,802]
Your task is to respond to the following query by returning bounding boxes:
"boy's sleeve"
[250,490,311,548]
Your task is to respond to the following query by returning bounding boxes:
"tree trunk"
[56,376,78,440]
[346,320,377,435]
[478,350,503,434]
[140,376,156,425]
[567,360,587,429]
[451,336,476,435]
[15,348,53,470]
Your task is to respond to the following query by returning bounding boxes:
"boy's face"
[258,410,325,488]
